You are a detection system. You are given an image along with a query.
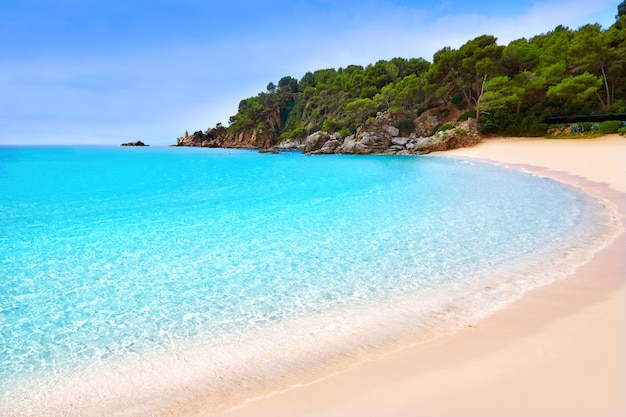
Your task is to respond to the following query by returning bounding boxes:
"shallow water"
[0,146,618,414]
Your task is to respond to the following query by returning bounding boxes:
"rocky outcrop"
[175,126,274,149]
[121,141,148,146]
[412,103,465,137]
[222,129,273,149]
[303,116,480,156]
[413,108,443,137]
[406,121,481,154]
[175,105,480,154]
[338,123,395,154]
[176,127,226,147]
[303,131,331,153]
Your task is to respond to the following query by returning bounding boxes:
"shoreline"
[219,135,626,417]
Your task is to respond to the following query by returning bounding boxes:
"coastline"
[218,135,626,417]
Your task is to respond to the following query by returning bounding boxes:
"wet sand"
[218,135,626,417]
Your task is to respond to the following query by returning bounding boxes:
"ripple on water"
[0,147,621,414]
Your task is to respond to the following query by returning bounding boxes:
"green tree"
[478,75,524,114]
[299,72,316,91]
[457,35,504,125]
[500,38,540,76]
[426,46,462,104]
[568,24,612,108]
[546,72,603,107]
[377,74,426,114]
[344,98,378,129]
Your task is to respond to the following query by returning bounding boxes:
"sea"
[0,145,618,415]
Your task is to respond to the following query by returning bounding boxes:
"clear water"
[0,146,617,414]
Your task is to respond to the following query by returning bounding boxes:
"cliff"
[175,125,275,149]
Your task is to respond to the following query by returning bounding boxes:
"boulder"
[382,125,400,137]
[391,137,409,146]
[303,131,331,153]
[406,119,481,154]
[310,139,342,155]
[121,141,148,146]
[276,137,306,150]
[413,109,442,137]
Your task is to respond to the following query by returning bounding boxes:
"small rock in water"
[121,141,148,146]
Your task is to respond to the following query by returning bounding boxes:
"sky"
[0,0,621,145]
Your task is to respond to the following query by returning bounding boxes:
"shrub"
[279,126,307,139]
[598,120,623,134]
[618,126,626,137]
[435,123,455,133]
[339,127,353,137]
[457,110,476,122]
[580,122,593,132]
[570,123,580,133]
[322,118,339,133]
[520,121,549,136]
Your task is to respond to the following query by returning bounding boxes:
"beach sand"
[217,135,626,417]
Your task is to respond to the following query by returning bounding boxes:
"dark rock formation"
[176,127,226,147]
[121,141,148,146]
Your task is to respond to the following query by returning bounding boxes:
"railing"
[545,113,626,124]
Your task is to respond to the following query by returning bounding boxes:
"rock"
[176,130,223,147]
[382,125,400,137]
[406,119,481,154]
[276,137,305,150]
[303,131,330,153]
[407,136,449,154]
[413,109,442,137]
[121,141,148,146]
[258,148,280,154]
[311,139,341,155]
[391,137,409,146]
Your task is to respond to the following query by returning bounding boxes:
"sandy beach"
[218,135,626,417]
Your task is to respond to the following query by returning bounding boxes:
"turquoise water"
[0,146,616,414]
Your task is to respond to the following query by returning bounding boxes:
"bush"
[339,127,353,137]
[618,126,626,137]
[457,110,476,122]
[580,122,593,132]
[520,121,549,136]
[435,123,455,133]
[598,120,623,134]
[322,118,339,133]
[279,126,307,139]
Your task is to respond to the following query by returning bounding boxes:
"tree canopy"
[220,5,626,142]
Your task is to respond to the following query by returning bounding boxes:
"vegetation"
[218,3,626,144]
[545,120,625,138]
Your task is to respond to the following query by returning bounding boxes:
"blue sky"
[0,0,620,145]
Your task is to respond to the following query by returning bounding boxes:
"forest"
[221,2,626,144]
